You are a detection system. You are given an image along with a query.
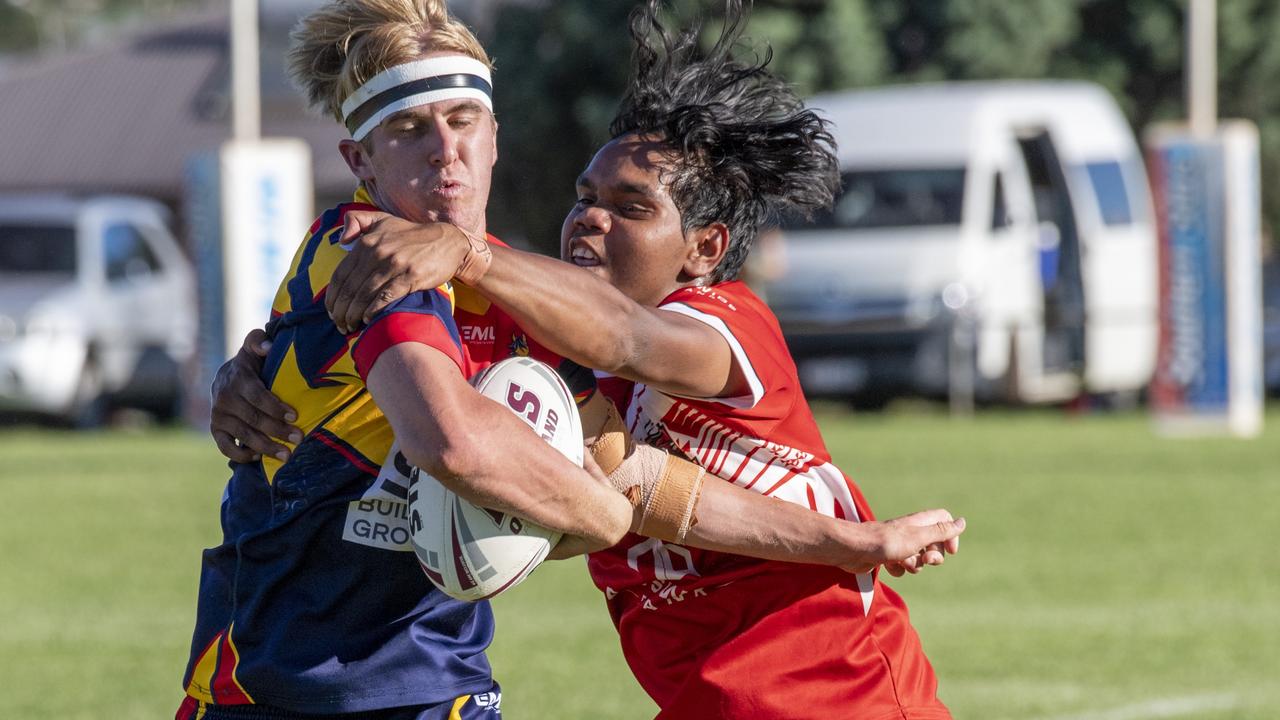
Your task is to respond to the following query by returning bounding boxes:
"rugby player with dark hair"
[209,1,964,717]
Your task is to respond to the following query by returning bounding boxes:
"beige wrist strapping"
[610,444,706,544]
[580,390,631,474]
[579,391,705,543]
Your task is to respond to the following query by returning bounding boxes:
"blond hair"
[288,0,493,123]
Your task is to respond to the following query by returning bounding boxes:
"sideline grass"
[0,406,1276,719]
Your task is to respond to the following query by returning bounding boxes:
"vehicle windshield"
[800,167,967,230]
[0,224,77,275]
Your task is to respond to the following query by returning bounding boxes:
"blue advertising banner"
[1147,123,1263,437]
[1150,141,1229,411]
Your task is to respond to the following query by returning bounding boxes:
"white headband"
[341,55,493,141]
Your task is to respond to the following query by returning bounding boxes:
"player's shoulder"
[309,200,381,246]
[659,280,777,333]
[292,201,379,278]
[660,281,794,397]
[381,284,457,318]
[661,280,763,312]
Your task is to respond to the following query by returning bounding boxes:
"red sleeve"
[657,282,785,408]
[351,288,464,382]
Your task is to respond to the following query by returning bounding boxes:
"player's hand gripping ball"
[409,357,582,601]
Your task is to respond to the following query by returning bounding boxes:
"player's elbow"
[560,497,632,551]
[400,430,493,500]
[578,322,643,376]
[594,507,633,548]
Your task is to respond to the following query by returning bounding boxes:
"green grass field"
[1,405,1276,719]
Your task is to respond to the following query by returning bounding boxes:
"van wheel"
[68,362,110,429]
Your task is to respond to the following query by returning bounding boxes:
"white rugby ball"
[408,357,581,601]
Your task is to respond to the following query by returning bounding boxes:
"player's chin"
[419,199,472,225]
[568,260,609,280]
[402,207,446,225]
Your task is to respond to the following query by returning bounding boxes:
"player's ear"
[683,222,729,281]
[339,138,377,183]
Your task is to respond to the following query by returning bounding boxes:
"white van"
[764,81,1158,407]
[0,195,196,425]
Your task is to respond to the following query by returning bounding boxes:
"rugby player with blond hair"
[177,2,634,718]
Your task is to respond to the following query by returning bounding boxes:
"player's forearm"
[426,411,632,547]
[402,404,629,546]
[681,479,884,567]
[599,436,961,571]
[474,246,645,374]
[370,344,631,546]
[589,422,878,564]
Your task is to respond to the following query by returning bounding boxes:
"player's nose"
[429,124,459,167]
[573,204,611,234]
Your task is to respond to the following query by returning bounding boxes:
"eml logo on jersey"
[461,324,495,343]
[342,445,414,551]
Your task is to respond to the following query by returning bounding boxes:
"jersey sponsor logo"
[507,333,529,357]
[636,580,710,611]
[473,691,502,712]
[342,447,414,551]
[460,324,496,343]
[626,538,699,581]
[761,440,815,472]
[681,285,738,311]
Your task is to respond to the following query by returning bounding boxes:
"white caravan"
[765,81,1158,407]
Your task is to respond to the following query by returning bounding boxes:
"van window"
[805,168,966,230]
[1084,161,1133,226]
[104,223,161,282]
[0,225,76,275]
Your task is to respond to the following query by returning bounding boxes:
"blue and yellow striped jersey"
[180,189,495,715]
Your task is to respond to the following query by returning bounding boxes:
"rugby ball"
[408,357,582,601]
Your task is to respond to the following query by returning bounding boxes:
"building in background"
[0,4,357,224]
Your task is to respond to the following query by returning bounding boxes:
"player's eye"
[390,121,422,136]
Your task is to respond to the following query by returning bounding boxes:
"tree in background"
[482,0,638,250]
[2,0,1275,250]
[482,0,891,251]
[0,0,206,54]
[1213,0,1280,243]
[482,0,1278,254]
[0,2,40,52]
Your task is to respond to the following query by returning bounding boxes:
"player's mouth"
[430,179,467,199]
[568,239,603,268]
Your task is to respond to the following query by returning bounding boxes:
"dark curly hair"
[609,0,839,284]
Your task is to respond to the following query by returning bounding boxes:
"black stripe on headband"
[344,73,494,136]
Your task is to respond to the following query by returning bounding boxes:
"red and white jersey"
[586,282,948,718]
[588,281,879,609]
